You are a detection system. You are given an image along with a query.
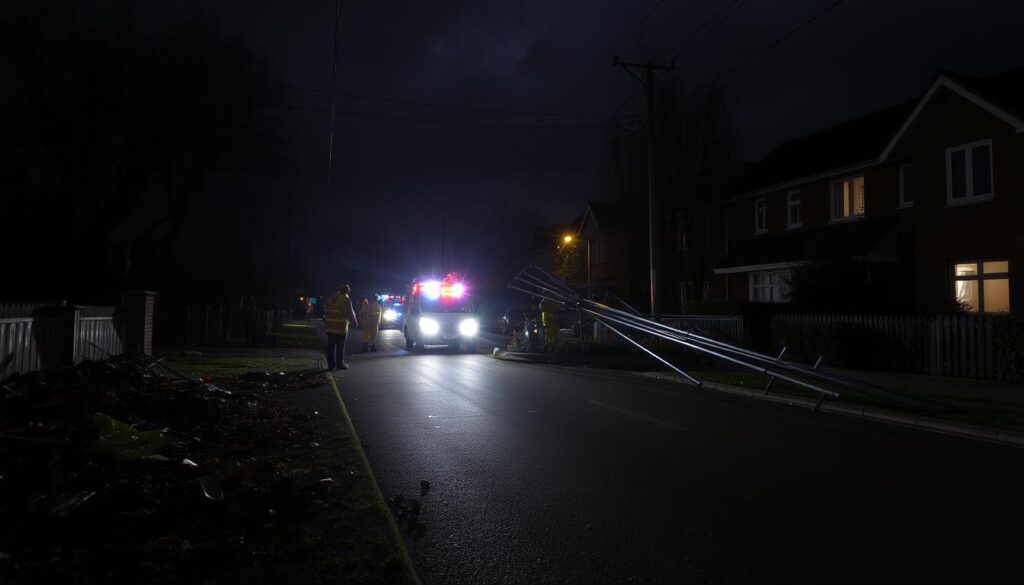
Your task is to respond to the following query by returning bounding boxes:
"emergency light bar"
[412,276,468,300]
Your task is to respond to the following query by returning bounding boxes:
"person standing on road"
[539,299,560,345]
[359,296,383,352]
[325,284,358,371]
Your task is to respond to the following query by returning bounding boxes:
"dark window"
[947,141,993,203]
[950,150,967,199]
[972,143,992,196]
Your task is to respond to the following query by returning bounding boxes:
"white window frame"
[945,139,994,206]
[749,270,791,303]
[898,163,914,208]
[952,260,1010,313]
[754,197,768,234]
[786,190,802,229]
[830,175,866,222]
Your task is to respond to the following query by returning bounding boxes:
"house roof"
[737,102,915,194]
[586,200,630,229]
[942,66,1024,124]
[673,160,755,212]
[881,66,1024,159]
[740,66,1024,195]
[714,216,898,273]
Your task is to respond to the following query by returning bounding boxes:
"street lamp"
[561,233,593,344]
[560,233,590,287]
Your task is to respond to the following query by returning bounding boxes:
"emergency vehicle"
[403,273,479,352]
[377,294,405,330]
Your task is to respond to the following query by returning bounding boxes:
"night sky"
[13,0,1024,296]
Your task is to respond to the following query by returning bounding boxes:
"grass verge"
[160,354,321,379]
[320,374,421,585]
[691,370,1024,435]
[276,322,324,351]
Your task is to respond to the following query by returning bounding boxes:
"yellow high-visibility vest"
[326,294,353,334]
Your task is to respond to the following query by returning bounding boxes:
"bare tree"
[0,1,281,298]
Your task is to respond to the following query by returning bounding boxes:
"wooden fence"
[770,313,1018,381]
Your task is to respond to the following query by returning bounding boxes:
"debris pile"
[0,353,332,584]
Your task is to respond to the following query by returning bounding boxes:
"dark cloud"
[29,0,1024,292]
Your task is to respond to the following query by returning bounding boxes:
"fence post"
[121,291,158,356]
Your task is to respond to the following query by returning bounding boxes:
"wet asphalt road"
[333,329,1024,584]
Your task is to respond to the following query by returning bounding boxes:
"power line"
[511,0,850,200]
[506,84,644,202]
[674,0,847,106]
[655,0,755,62]
[548,0,671,111]
[246,79,638,120]
[256,101,612,129]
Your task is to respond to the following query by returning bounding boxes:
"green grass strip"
[324,373,422,585]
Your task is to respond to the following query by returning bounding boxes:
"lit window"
[750,270,791,303]
[786,191,801,229]
[754,198,768,234]
[831,175,865,220]
[953,260,1009,313]
[899,164,914,207]
[946,140,993,204]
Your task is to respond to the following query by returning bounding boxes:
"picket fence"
[661,314,746,345]
[771,313,1015,381]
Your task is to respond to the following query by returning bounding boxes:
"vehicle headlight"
[419,317,440,335]
[383,309,398,321]
[458,318,479,337]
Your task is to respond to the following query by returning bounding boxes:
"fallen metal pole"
[581,307,840,398]
[596,316,702,386]
[529,265,580,295]
[509,269,937,410]
[514,273,575,304]
[507,284,571,306]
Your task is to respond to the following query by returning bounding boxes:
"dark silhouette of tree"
[0,0,282,300]
[594,76,735,308]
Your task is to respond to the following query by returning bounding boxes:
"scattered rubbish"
[196,477,224,501]
[200,383,233,397]
[88,412,171,461]
[45,490,96,517]
[0,351,340,582]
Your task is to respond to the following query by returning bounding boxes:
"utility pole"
[441,217,447,271]
[327,0,343,191]
[614,56,674,315]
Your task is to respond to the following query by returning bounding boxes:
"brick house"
[577,200,648,302]
[689,67,1024,314]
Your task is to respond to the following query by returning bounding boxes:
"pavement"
[330,328,1024,584]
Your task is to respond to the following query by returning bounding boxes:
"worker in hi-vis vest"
[359,296,383,353]
[539,299,561,344]
[325,284,358,371]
